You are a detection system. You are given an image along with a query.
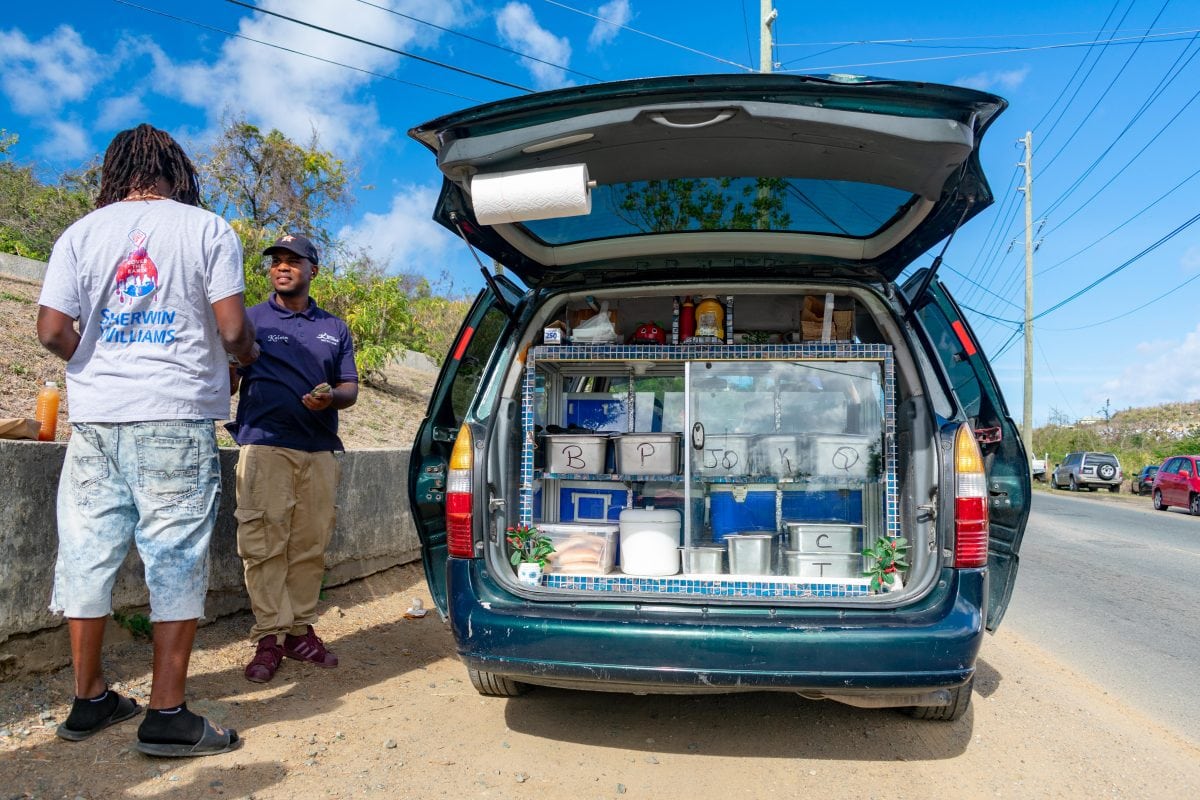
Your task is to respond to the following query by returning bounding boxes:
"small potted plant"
[862,536,908,593]
[506,524,555,586]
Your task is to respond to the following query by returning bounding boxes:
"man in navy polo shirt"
[231,233,358,683]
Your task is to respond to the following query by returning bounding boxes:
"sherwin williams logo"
[114,229,159,304]
[317,332,339,345]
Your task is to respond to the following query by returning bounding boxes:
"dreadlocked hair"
[96,124,202,208]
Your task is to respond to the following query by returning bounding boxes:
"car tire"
[1069,476,1079,492]
[468,667,529,697]
[1191,495,1200,516]
[1154,490,1168,511]
[1108,484,1119,493]
[905,677,973,722]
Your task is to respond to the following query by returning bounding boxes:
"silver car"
[1052,451,1122,492]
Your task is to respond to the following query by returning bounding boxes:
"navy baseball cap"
[264,233,319,264]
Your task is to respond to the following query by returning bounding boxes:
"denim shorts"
[50,420,221,622]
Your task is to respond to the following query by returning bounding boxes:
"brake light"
[953,423,989,568]
[445,424,476,558]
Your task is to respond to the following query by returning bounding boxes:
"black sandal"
[56,692,142,741]
[135,716,240,758]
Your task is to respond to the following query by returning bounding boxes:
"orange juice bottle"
[35,381,60,442]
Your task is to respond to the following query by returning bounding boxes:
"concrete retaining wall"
[0,439,420,679]
[0,252,47,283]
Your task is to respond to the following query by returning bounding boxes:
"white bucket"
[618,508,681,576]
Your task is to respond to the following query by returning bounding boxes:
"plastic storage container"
[618,508,681,576]
[709,484,776,541]
[807,433,873,479]
[544,433,609,474]
[35,381,60,442]
[754,434,805,477]
[539,523,619,574]
[614,433,681,475]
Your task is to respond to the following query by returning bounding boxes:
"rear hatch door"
[409,73,1006,287]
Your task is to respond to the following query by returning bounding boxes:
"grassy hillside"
[1032,402,1200,476]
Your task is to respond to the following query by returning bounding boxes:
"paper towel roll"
[470,163,592,226]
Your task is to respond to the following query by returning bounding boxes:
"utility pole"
[1019,131,1034,463]
[760,1,777,73]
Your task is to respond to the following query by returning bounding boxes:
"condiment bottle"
[694,296,725,339]
[35,381,61,442]
[679,296,695,341]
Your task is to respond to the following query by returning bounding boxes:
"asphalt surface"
[1004,489,1200,744]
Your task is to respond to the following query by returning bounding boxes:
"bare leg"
[149,620,197,709]
[67,617,108,698]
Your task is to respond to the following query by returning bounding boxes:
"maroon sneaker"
[283,626,338,668]
[244,636,284,683]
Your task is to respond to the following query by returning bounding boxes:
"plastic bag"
[571,302,620,343]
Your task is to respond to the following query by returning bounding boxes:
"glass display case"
[521,343,896,591]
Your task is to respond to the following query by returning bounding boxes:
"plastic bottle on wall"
[35,381,60,442]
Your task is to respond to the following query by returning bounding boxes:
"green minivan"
[407,74,1029,721]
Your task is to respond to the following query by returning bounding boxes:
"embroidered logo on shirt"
[317,332,339,346]
[114,229,159,304]
[267,334,289,343]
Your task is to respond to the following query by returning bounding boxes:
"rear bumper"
[444,559,986,693]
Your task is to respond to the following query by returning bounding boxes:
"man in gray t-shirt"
[37,124,258,758]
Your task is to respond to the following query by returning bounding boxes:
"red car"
[1151,455,1200,515]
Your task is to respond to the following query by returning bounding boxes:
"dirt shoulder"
[0,562,1197,799]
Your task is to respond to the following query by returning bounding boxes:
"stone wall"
[0,439,420,678]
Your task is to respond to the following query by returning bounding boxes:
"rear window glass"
[521,178,915,244]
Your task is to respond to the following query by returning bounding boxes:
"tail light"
[445,424,476,558]
[953,423,989,568]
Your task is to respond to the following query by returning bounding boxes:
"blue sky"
[3,0,1199,428]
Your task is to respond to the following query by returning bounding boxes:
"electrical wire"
[111,0,481,102]
[1037,1,1171,177]
[1034,210,1200,321]
[739,0,755,67]
[538,0,752,71]
[1037,165,1200,278]
[773,25,1200,47]
[1042,268,1200,331]
[1040,42,1200,229]
[348,0,600,82]
[223,0,533,92]
[774,27,1200,73]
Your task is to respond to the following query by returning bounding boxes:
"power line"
[775,27,1200,73]
[538,0,752,71]
[774,25,1200,47]
[1037,166,1200,278]
[111,0,480,102]
[223,0,533,93]
[1042,268,1200,331]
[348,0,600,82]
[1030,0,1124,141]
[1037,1,1171,177]
[1034,210,1200,321]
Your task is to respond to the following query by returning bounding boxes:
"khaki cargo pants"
[235,445,340,643]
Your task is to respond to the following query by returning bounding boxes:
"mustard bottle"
[694,296,725,340]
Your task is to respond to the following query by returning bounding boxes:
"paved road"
[1004,489,1200,744]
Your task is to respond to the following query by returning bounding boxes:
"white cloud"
[956,67,1031,93]
[37,120,92,161]
[1097,323,1200,409]
[0,26,105,115]
[96,94,148,131]
[495,2,574,89]
[588,0,631,49]
[1182,245,1200,271]
[339,183,461,277]
[151,0,465,156]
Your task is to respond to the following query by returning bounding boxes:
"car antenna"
[449,211,515,320]
[904,189,974,324]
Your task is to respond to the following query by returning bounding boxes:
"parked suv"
[1152,455,1200,514]
[1051,451,1122,492]
[408,74,1029,722]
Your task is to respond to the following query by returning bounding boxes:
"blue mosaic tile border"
[543,573,871,598]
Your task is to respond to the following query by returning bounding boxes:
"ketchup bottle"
[680,296,696,341]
